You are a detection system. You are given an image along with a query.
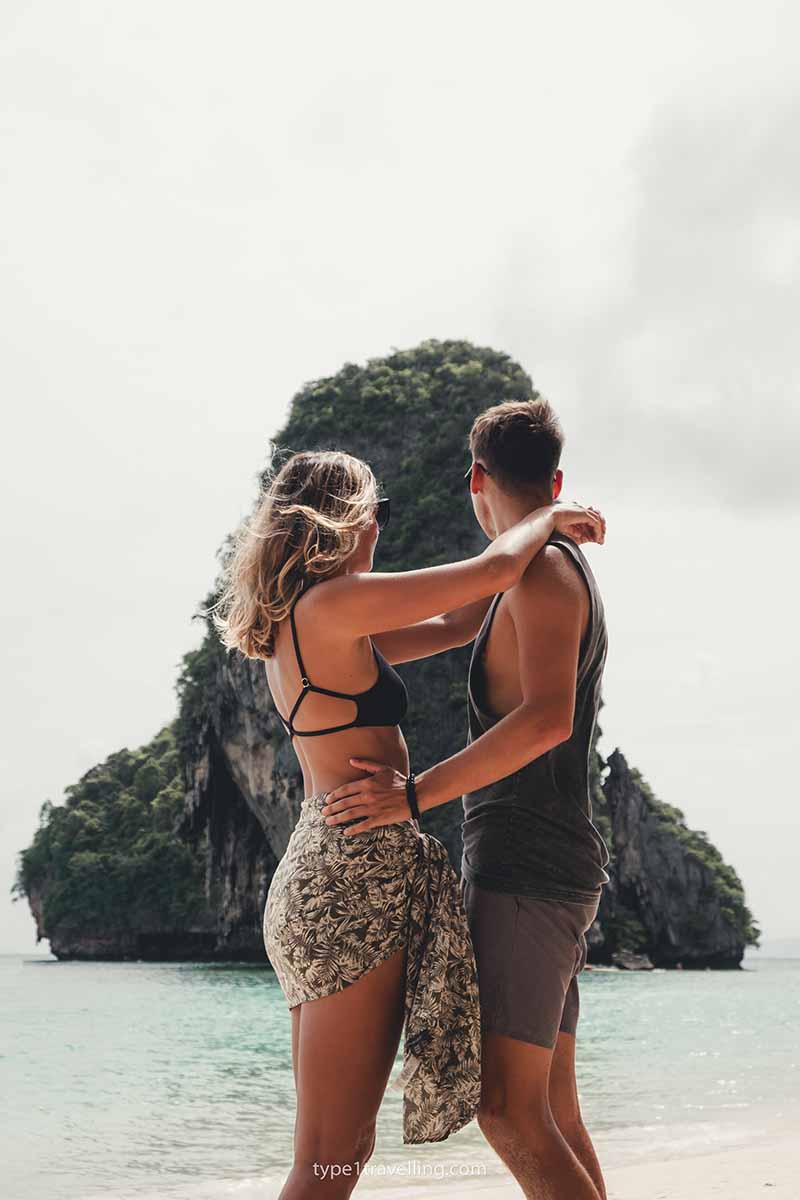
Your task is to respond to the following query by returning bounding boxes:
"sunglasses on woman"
[375,497,391,530]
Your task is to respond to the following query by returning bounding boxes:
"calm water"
[2,951,798,1200]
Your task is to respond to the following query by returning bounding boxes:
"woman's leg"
[290,1004,301,1085]
[278,943,407,1200]
[290,1004,301,1152]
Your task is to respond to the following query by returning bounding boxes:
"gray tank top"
[461,531,611,903]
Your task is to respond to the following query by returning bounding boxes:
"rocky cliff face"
[19,339,757,965]
[173,659,752,969]
[176,654,291,961]
[591,751,748,967]
[171,339,756,968]
[174,642,474,963]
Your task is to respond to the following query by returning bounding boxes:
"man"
[457,400,610,1200]
[323,399,610,1199]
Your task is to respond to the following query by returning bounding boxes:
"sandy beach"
[354,1116,799,1200]
[601,1134,798,1198]
[361,1142,799,1198]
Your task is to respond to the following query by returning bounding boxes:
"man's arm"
[321,547,587,831]
[370,596,494,665]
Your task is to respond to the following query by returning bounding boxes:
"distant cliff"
[591,751,754,966]
[12,339,759,967]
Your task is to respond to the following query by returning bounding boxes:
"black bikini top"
[272,588,409,739]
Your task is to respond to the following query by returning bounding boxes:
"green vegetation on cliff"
[252,338,539,776]
[175,339,542,777]
[12,725,210,935]
[278,339,536,571]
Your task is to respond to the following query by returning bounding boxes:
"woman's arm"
[310,502,602,638]
[320,547,587,831]
[371,596,493,665]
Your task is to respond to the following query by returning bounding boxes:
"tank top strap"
[546,533,597,679]
[476,592,503,653]
[467,592,502,730]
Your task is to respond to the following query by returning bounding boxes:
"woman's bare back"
[264,583,409,797]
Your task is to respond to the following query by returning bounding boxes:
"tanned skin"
[322,464,608,1200]
[265,494,604,1200]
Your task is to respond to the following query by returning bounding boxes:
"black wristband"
[405,772,421,822]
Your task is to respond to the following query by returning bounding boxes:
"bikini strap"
[288,584,311,688]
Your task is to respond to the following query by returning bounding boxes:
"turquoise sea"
[2,951,798,1200]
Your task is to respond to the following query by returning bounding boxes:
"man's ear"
[553,468,563,500]
[471,463,488,493]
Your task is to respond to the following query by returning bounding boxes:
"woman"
[213,448,603,1199]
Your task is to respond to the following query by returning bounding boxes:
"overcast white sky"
[2,1,798,952]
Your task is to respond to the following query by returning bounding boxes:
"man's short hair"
[469,399,564,493]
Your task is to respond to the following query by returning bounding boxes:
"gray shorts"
[460,876,599,1049]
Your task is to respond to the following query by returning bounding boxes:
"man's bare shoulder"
[506,543,587,621]
[516,543,585,596]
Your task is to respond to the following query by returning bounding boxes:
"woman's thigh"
[293,943,407,1159]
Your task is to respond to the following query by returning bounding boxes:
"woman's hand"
[320,760,413,834]
[551,502,606,545]
[489,502,605,591]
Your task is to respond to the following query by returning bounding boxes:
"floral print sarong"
[263,792,481,1144]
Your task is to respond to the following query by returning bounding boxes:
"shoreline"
[10,951,755,971]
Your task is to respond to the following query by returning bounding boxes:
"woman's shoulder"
[299,571,372,613]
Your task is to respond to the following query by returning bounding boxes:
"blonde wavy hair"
[211,449,380,660]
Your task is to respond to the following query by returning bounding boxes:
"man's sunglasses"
[464,462,493,487]
[375,497,391,530]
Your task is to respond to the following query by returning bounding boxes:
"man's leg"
[549,1022,607,1200]
[478,1030,602,1200]
[461,879,602,1200]
[549,961,607,1199]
